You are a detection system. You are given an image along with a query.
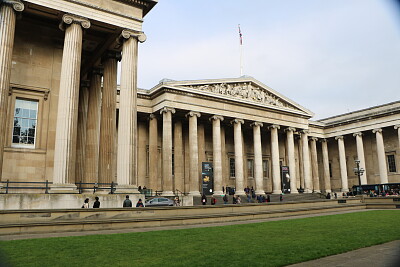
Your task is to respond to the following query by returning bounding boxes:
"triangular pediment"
[155,77,313,117]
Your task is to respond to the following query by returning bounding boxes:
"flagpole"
[238,24,243,76]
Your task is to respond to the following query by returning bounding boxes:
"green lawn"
[1,210,399,267]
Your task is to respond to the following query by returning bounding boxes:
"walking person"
[93,196,100,208]
[223,194,228,204]
[201,194,207,205]
[123,195,132,207]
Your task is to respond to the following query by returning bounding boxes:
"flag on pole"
[238,24,243,45]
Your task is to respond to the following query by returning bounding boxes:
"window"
[12,99,38,147]
[387,155,397,173]
[229,157,235,178]
[263,160,269,179]
[247,159,254,178]
[329,162,333,178]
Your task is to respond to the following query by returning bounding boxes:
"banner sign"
[281,166,291,193]
[202,162,214,195]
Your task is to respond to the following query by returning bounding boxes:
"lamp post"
[353,160,365,195]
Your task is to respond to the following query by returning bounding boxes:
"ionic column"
[335,136,349,192]
[231,119,245,195]
[117,30,146,190]
[210,115,224,195]
[300,130,312,193]
[309,137,320,193]
[52,14,90,189]
[148,114,158,191]
[186,111,201,196]
[84,68,103,183]
[174,120,184,192]
[161,107,175,196]
[0,0,24,181]
[251,122,264,195]
[268,124,281,194]
[321,139,331,193]
[99,51,120,185]
[372,128,388,184]
[353,132,368,184]
[285,127,298,193]
[395,125,400,149]
[75,81,89,184]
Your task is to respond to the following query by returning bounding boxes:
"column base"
[272,190,282,194]
[325,189,332,193]
[49,184,77,193]
[189,191,201,196]
[290,189,299,194]
[255,190,265,195]
[304,189,313,193]
[235,190,246,195]
[115,185,140,194]
[313,190,321,193]
[341,188,349,193]
[161,191,175,197]
[213,190,224,196]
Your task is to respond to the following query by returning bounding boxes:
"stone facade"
[0,0,399,201]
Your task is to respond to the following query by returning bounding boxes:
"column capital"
[372,128,382,134]
[149,113,157,120]
[80,80,90,90]
[267,124,280,130]
[230,118,244,125]
[309,137,318,142]
[353,132,363,137]
[160,107,176,115]
[119,29,147,43]
[250,121,263,128]
[299,129,309,134]
[186,111,201,118]
[335,135,344,140]
[284,127,296,133]
[209,115,224,122]
[2,0,24,12]
[101,50,122,63]
[320,138,328,143]
[59,14,91,31]
[394,125,400,130]
[92,67,104,76]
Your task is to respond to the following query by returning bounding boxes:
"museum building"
[0,0,399,200]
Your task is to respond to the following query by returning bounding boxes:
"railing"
[76,181,117,194]
[2,180,52,194]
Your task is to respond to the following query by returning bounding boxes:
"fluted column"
[174,120,184,192]
[251,122,264,195]
[353,132,368,185]
[98,51,120,185]
[321,139,331,193]
[231,119,245,195]
[84,68,103,183]
[395,125,400,149]
[52,14,90,189]
[373,128,388,184]
[187,111,201,196]
[210,115,224,195]
[269,124,281,194]
[285,127,298,193]
[117,30,146,190]
[300,130,312,193]
[335,136,349,192]
[75,81,89,184]
[161,107,175,196]
[148,114,158,191]
[309,137,320,193]
[0,0,23,181]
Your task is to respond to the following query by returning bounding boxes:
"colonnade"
[0,0,147,191]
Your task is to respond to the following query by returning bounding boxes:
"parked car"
[145,197,174,207]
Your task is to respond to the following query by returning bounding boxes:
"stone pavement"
[287,240,400,267]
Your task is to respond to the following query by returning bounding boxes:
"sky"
[135,0,400,120]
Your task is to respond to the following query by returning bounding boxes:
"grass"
[0,210,399,267]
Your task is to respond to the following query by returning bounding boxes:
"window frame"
[386,154,397,173]
[11,98,39,148]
